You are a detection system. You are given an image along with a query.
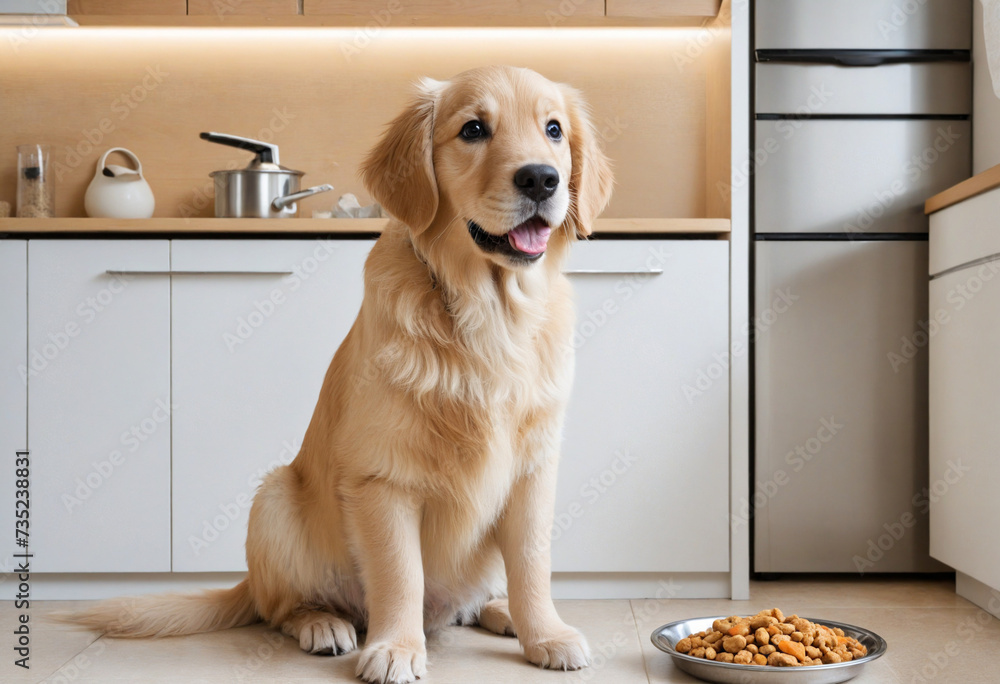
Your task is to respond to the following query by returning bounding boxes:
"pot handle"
[99,147,144,177]
[271,184,334,211]
[199,132,281,165]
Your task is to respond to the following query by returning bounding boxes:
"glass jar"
[17,144,54,218]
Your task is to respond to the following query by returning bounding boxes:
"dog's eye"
[460,120,487,141]
[546,120,563,141]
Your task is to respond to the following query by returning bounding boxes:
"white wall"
[975,0,1000,173]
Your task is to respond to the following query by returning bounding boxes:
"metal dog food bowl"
[651,616,887,684]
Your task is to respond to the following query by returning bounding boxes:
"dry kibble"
[728,623,751,638]
[791,618,813,632]
[675,609,870,668]
[768,652,798,667]
[712,619,732,634]
[750,615,777,629]
[723,635,747,654]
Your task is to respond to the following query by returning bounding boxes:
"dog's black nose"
[514,164,559,203]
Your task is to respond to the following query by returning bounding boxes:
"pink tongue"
[507,219,552,255]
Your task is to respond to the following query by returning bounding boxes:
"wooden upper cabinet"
[606,0,721,18]
[188,0,300,15]
[67,0,185,14]
[304,0,603,17]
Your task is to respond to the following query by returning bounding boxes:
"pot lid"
[200,131,304,175]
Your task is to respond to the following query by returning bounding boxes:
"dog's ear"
[361,78,445,235]
[560,85,614,238]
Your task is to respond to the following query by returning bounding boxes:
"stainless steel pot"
[200,132,333,218]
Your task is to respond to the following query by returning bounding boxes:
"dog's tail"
[50,578,258,638]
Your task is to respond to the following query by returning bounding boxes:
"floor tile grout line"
[628,599,653,684]
[35,631,104,684]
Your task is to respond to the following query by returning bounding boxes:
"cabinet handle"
[562,269,664,275]
[105,270,293,276]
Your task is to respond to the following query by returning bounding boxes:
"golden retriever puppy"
[61,65,613,684]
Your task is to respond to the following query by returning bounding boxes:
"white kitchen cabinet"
[755,240,945,574]
[553,240,730,573]
[28,240,171,572]
[929,187,1000,593]
[1,241,26,569]
[170,240,371,571]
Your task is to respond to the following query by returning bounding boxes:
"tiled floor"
[4,576,998,683]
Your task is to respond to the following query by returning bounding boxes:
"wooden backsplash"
[0,22,730,220]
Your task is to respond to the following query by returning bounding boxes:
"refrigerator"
[752,0,972,573]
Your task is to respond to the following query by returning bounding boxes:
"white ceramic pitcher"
[84,147,155,219]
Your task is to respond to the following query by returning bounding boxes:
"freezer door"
[754,240,946,574]
[756,0,972,51]
[757,63,971,116]
[755,119,970,234]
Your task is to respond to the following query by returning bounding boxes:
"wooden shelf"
[69,13,717,29]
[925,163,1000,215]
[0,217,730,236]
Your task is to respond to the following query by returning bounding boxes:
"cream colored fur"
[56,65,613,684]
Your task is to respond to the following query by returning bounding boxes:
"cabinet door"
[553,240,730,573]
[28,240,171,572]
[929,262,1000,590]
[756,0,972,50]
[755,240,945,573]
[755,120,971,234]
[1,241,27,570]
[170,240,372,572]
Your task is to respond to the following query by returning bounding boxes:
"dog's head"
[361,66,613,270]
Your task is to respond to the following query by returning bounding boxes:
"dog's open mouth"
[467,216,553,261]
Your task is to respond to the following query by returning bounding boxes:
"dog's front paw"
[356,640,427,684]
[522,626,591,671]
